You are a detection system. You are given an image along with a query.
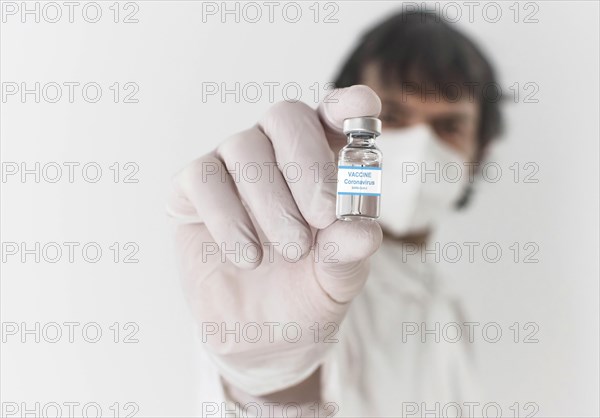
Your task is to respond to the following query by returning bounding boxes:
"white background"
[1,1,598,417]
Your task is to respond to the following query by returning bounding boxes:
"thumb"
[313,219,383,303]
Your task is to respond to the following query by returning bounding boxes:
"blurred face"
[362,63,480,162]
[360,63,481,238]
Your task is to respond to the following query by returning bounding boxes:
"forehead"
[362,62,479,119]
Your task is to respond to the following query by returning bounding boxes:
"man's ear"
[456,142,493,210]
[476,143,492,163]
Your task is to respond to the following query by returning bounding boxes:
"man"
[168,10,502,417]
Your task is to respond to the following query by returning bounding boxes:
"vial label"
[337,165,382,196]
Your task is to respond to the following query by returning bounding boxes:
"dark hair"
[333,10,503,157]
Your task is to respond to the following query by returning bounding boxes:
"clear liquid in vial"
[336,135,383,221]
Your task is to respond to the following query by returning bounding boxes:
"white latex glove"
[168,85,383,396]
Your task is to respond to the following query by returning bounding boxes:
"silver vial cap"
[343,117,382,137]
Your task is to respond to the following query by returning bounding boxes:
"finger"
[313,219,382,303]
[173,222,218,294]
[216,127,313,257]
[318,84,382,145]
[171,153,262,269]
[258,101,337,229]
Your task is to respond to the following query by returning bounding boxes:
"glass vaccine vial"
[336,117,383,221]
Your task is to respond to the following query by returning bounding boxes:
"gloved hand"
[168,85,383,396]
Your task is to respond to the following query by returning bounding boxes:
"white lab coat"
[321,235,477,417]
[195,236,477,417]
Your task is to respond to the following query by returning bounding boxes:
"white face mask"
[377,124,468,237]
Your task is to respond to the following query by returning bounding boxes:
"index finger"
[318,84,382,144]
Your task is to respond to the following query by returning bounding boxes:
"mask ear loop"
[455,181,474,209]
